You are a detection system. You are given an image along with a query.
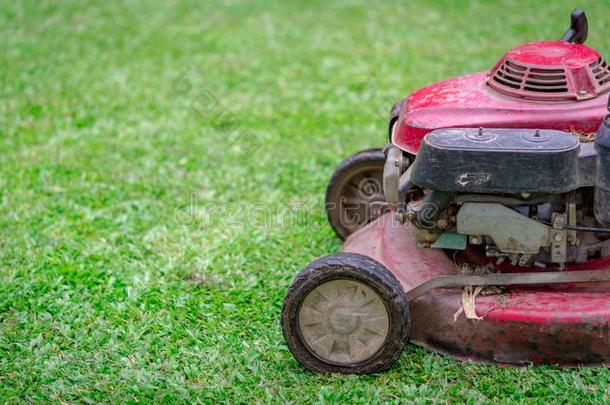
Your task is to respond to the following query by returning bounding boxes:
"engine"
[384,118,610,269]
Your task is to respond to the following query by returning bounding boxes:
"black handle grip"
[560,8,588,44]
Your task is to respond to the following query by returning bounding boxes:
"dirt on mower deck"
[342,213,610,367]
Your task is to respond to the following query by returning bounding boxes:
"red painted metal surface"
[342,213,610,366]
[393,41,610,155]
[487,41,609,101]
[503,41,600,67]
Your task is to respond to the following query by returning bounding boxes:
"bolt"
[554,234,563,242]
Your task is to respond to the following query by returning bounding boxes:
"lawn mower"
[282,9,610,374]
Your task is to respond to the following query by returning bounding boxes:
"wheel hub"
[329,307,359,334]
[298,279,390,365]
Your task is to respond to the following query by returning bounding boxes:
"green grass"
[1,0,610,402]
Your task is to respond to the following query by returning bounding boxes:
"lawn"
[1,0,610,402]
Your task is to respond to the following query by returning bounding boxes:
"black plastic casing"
[411,128,582,194]
[595,115,610,226]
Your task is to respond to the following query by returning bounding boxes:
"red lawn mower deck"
[343,213,610,366]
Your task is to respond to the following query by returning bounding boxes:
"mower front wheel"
[281,253,410,374]
[325,149,388,240]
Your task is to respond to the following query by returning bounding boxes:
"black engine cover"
[410,128,581,193]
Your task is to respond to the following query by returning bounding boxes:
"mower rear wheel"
[325,149,388,240]
[281,253,410,374]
